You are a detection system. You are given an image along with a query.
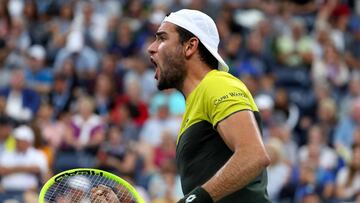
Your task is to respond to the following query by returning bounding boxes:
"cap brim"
[202,43,229,72]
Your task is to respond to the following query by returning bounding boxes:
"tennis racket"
[39,168,145,203]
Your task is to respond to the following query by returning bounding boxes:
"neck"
[180,62,212,99]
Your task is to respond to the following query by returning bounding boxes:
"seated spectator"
[46,1,74,63]
[266,138,291,202]
[255,93,275,141]
[312,22,333,60]
[93,73,116,120]
[269,121,298,166]
[54,95,105,172]
[0,125,49,202]
[111,102,140,143]
[222,33,242,74]
[273,88,300,131]
[107,19,137,58]
[98,53,127,95]
[298,125,338,171]
[139,105,180,148]
[34,102,71,167]
[148,158,183,203]
[24,44,53,95]
[235,30,273,78]
[335,143,360,202]
[0,69,40,123]
[276,17,313,68]
[338,73,360,119]
[153,130,176,169]
[311,42,349,91]
[149,89,185,117]
[316,98,338,147]
[54,31,99,90]
[22,0,48,45]
[96,125,139,176]
[304,143,336,201]
[111,79,149,127]
[123,55,157,103]
[48,73,74,119]
[3,17,29,70]
[345,18,360,70]
[67,95,105,152]
[290,154,335,203]
[334,97,360,158]
[0,66,11,89]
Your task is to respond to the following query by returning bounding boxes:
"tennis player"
[147,9,271,203]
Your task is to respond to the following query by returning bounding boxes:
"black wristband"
[178,186,213,203]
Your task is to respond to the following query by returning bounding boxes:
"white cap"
[255,94,274,110]
[8,0,24,17]
[150,10,166,25]
[163,9,229,72]
[234,9,265,29]
[13,125,34,143]
[68,176,91,192]
[66,31,84,53]
[28,45,46,61]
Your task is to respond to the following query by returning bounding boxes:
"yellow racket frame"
[39,168,145,203]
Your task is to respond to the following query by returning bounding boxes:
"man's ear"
[184,37,199,58]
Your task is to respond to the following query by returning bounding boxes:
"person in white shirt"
[336,143,360,202]
[0,125,48,193]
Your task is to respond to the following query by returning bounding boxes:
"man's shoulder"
[201,70,250,95]
[204,70,237,82]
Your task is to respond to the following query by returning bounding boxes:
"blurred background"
[0,0,359,202]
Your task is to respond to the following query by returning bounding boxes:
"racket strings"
[44,174,137,203]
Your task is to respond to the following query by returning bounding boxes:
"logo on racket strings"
[55,170,103,182]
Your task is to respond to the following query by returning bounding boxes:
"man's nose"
[147,41,157,55]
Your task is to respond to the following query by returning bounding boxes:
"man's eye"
[157,36,165,41]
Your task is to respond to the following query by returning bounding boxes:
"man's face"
[15,139,31,153]
[10,70,25,90]
[147,22,187,90]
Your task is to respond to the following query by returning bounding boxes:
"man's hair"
[175,25,218,70]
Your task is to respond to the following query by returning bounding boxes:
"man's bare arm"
[0,165,41,175]
[202,111,270,202]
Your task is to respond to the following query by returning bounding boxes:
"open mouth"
[150,57,159,80]
[150,57,158,68]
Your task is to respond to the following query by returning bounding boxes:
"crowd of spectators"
[0,0,359,202]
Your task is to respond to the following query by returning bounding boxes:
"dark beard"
[157,48,186,91]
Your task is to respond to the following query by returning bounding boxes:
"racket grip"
[177,186,213,203]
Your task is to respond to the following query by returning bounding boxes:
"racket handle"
[177,186,213,203]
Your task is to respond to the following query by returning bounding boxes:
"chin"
[157,84,170,91]
[157,80,175,90]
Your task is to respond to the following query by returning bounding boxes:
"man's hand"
[91,185,121,203]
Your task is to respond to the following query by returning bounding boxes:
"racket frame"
[38,168,145,203]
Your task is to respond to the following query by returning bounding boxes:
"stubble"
[157,46,187,91]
